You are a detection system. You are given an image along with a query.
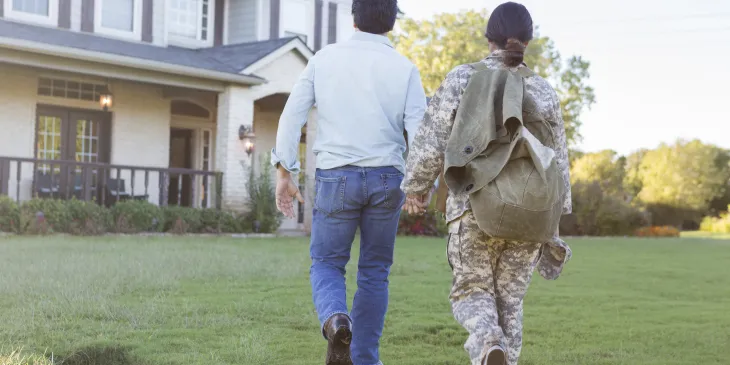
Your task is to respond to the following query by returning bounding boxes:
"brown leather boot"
[483,344,506,365]
[323,314,353,365]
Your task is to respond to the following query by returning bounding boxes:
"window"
[168,0,214,47]
[284,31,308,44]
[3,0,58,26]
[95,0,143,40]
[37,78,107,102]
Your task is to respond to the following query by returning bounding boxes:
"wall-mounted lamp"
[99,85,113,111]
[238,125,256,156]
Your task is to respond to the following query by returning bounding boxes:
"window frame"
[166,0,216,48]
[94,0,144,41]
[3,0,59,27]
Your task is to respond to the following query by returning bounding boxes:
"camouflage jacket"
[401,51,573,280]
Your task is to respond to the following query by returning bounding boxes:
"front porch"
[0,37,315,231]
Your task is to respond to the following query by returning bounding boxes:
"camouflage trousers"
[447,211,542,365]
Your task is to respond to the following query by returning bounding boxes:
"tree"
[636,140,730,215]
[570,150,626,197]
[622,148,648,199]
[391,9,595,146]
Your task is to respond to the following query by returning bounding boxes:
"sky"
[396,0,730,155]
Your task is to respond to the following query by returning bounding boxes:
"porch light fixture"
[238,125,256,156]
[99,85,113,111]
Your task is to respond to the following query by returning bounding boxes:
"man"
[271,1,426,364]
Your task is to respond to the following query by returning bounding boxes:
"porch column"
[216,86,255,211]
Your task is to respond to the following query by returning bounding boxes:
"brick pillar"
[216,86,255,211]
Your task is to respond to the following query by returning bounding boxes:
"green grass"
[1,235,729,365]
[681,230,730,239]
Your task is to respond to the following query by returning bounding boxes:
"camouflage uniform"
[401,51,573,365]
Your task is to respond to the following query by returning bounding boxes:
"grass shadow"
[57,346,144,365]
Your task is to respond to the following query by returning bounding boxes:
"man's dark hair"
[352,0,399,35]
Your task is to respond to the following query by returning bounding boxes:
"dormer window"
[94,0,143,40]
[3,0,59,26]
[168,0,215,48]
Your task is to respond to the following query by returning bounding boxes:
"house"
[0,0,357,233]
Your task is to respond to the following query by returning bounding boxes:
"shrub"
[162,206,203,234]
[199,209,247,233]
[0,196,20,233]
[635,226,680,237]
[64,199,111,235]
[398,210,447,237]
[110,200,163,233]
[561,182,647,236]
[244,156,282,233]
[19,198,69,234]
[699,205,730,234]
[2,197,257,236]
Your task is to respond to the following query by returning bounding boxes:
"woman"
[400,2,573,365]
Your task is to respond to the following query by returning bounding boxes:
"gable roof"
[0,20,310,85]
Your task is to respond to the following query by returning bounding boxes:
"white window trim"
[166,0,216,48]
[94,0,143,41]
[3,0,59,27]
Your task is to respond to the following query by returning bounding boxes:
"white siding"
[110,81,170,205]
[280,0,312,46]
[336,2,353,42]
[227,0,258,44]
[153,0,166,46]
[70,0,82,31]
[0,65,39,201]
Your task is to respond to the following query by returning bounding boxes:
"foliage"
[635,140,730,225]
[110,200,164,233]
[244,155,283,233]
[18,199,69,234]
[0,197,256,236]
[199,209,247,234]
[162,205,203,234]
[560,182,646,236]
[635,226,680,238]
[398,210,447,237]
[570,150,626,197]
[391,9,595,146]
[63,199,111,235]
[0,196,19,233]
[622,148,649,199]
[699,205,730,234]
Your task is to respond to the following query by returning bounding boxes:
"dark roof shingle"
[0,19,301,76]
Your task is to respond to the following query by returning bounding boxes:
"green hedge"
[0,197,259,235]
[700,205,730,234]
[560,182,648,236]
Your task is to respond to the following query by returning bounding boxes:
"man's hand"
[402,192,432,215]
[275,167,304,219]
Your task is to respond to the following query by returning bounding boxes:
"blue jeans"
[310,165,405,365]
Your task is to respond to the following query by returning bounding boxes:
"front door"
[168,128,193,207]
[35,106,111,199]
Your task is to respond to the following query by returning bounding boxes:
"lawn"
[0,235,729,365]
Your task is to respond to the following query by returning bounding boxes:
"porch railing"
[0,156,222,209]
